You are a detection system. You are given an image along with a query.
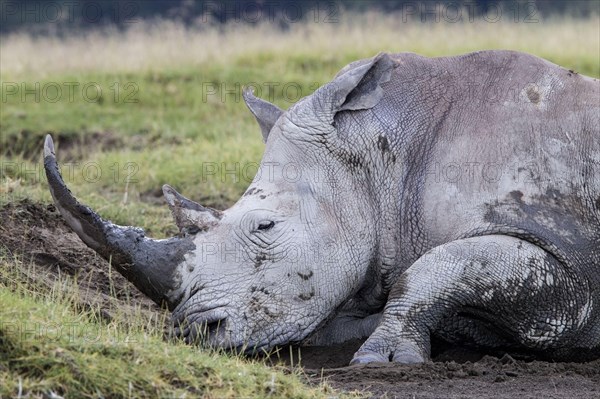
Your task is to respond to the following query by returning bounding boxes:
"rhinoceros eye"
[257,221,275,231]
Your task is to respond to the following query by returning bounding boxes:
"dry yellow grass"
[1,13,598,79]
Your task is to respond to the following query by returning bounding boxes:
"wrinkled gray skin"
[44,50,599,364]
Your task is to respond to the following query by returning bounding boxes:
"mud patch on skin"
[298,290,315,301]
[254,253,268,268]
[376,134,397,163]
[297,271,313,280]
[244,187,263,197]
[377,135,389,152]
[526,85,541,104]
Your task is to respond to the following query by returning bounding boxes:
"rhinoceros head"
[44,53,394,352]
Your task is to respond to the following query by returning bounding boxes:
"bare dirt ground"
[2,200,599,398]
[0,199,161,323]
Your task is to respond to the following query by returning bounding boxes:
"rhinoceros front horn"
[43,135,195,309]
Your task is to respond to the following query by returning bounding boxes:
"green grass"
[0,13,598,398]
[0,254,338,398]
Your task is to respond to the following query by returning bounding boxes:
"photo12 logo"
[1,1,140,24]
[201,81,322,104]
[0,321,137,344]
[1,161,139,186]
[399,1,540,23]
[1,82,139,104]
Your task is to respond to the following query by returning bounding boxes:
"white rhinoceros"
[44,50,599,364]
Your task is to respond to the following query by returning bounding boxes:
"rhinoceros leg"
[351,235,593,364]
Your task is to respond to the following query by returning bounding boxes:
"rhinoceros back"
[334,50,599,283]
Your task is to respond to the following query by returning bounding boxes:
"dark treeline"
[0,0,597,34]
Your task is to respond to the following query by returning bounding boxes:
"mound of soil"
[1,200,599,398]
[0,199,161,322]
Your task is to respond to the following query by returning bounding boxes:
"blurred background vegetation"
[1,0,598,234]
[1,0,599,34]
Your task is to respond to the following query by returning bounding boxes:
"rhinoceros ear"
[163,185,222,234]
[243,88,283,143]
[321,52,394,120]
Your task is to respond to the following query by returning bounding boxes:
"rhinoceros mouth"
[173,308,230,344]
[172,309,276,353]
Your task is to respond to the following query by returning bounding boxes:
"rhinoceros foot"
[351,341,426,365]
[350,351,389,364]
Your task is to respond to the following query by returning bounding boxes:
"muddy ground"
[1,200,598,398]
